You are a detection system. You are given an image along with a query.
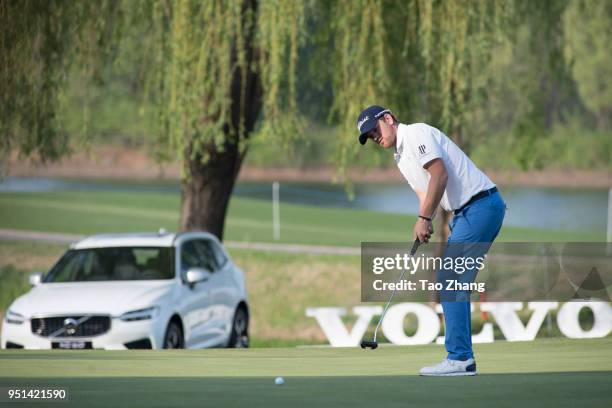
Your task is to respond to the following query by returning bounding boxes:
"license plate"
[52,341,92,349]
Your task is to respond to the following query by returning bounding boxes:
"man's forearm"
[421,172,447,218]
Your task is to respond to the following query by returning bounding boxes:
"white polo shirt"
[394,123,495,212]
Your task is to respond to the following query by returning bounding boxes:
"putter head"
[360,340,378,349]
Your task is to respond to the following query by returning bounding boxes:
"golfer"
[357,105,505,376]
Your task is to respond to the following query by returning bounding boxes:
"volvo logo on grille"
[63,318,78,335]
[33,315,103,339]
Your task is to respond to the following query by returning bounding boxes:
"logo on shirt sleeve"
[418,145,426,155]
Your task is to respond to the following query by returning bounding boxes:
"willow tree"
[0,0,122,168]
[505,0,575,170]
[2,0,511,240]
[1,0,305,240]
[408,0,511,251]
[123,0,307,238]
[329,0,512,167]
[563,0,612,130]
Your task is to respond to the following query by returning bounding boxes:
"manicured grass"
[0,338,610,407]
[0,191,603,246]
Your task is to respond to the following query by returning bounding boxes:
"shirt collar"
[394,123,407,157]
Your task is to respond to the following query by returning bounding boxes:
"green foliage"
[507,0,575,170]
[563,0,612,129]
[329,0,512,156]
[461,0,604,170]
[140,0,256,161]
[245,122,335,168]
[2,0,610,175]
[169,1,246,155]
[413,0,513,146]
[0,266,30,311]
[127,0,309,169]
[0,0,122,164]
[61,74,157,148]
[256,1,307,146]
[471,118,612,171]
[1,0,308,172]
[327,0,392,178]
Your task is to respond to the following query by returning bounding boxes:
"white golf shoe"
[419,358,477,376]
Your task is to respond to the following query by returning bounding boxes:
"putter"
[361,238,421,350]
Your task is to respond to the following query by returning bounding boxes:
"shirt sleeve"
[409,125,443,167]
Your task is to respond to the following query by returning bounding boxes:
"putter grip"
[410,238,420,256]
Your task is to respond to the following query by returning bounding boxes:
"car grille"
[31,316,111,338]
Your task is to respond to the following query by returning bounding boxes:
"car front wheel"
[228,307,249,348]
[163,320,184,349]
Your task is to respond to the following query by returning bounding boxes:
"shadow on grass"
[0,372,610,408]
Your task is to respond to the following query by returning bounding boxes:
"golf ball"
[274,376,285,386]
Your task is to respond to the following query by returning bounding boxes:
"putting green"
[0,337,610,407]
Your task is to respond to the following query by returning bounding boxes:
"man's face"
[366,114,396,148]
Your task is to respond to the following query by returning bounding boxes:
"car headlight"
[119,306,160,322]
[5,309,25,325]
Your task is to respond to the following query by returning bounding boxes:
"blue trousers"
[438,191,505,361]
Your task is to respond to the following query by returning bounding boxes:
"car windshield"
[44,247,175,282]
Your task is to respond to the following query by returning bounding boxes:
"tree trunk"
[180,141,246,240]
[178,0,261,241]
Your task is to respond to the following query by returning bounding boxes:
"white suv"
[1,231,249,350]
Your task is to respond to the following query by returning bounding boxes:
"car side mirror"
[29,272,43,286]
[185,268,211,286]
